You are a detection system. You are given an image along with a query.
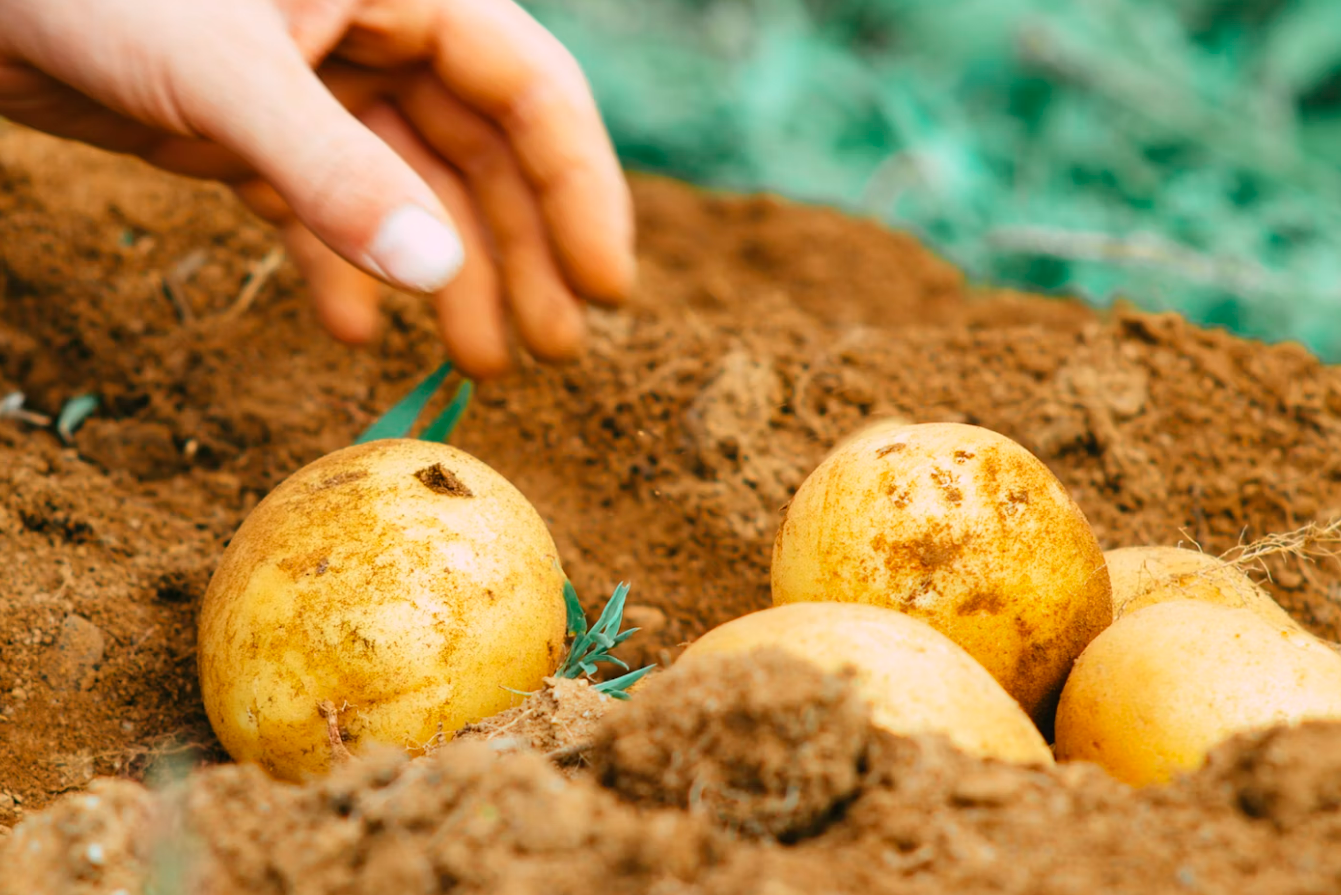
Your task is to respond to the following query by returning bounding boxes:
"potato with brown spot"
[197,439,568,782]
[1055,600,1341,787]
[677,602,1055,766]
[1104,545,1303,631]
[771,421,1111,735]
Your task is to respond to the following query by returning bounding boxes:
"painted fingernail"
[365,205,464,293]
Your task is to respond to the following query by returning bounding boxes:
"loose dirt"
[4,123,1341,893]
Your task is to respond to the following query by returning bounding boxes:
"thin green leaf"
[594,665,656,699]
[589,583,632,638]
[56,394,99,443]
[355,361,453,444]
[563,577,587,640]
[557,579,646,684]
[420,379,474,443]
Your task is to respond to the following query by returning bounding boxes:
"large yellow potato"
[1055,600,1341,786]
[198,439,568,781]
[771,421,1111,732]
[1104,544,1302,630]
[678,602,1055,766]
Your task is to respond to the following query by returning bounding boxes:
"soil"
[4,122,1341,893]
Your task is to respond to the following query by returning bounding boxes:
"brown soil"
[4,122,1341,892]
[452,676,613,762]
[10,652,1341,895]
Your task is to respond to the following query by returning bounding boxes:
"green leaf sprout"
[56,393,99,443]
[556,576,655,699]
[356,361,472,444]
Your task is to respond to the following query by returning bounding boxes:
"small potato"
[1055,600,1341,787]
[198,439,569,781]
[772,421,1111,733]
[1105,545,1302,630]
[678,602,1055,766]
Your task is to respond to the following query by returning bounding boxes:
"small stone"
[39,614,106,692]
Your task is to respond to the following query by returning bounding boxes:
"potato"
[198,438,569,781]
[1055,600,1341,786]
[678,602,1055,766]
[1105,545,1302,630]
[771,421,1111,732]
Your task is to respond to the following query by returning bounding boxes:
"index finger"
[420,0,636,304]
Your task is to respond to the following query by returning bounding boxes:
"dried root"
[318,700,355,766]
[1219,518,1341,569]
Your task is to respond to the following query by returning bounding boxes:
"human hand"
[0,0,635,379]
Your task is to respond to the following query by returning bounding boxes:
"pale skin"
[0,0,637,379]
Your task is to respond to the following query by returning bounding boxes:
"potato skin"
[679,602,1055,765]
[1055,600,1341,787]
[1104,545,1302,630]
[771,422,1111,734]
[198,439,568,781]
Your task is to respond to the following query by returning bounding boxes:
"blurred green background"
[519,0,1341,359]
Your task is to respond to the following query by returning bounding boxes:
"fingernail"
[365,205,464,293]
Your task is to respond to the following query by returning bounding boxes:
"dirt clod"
[0,777,162,895]
[1198,721,1341,832]
[37,614,107,693]
[454,676,615,762]
[591,649,872,839]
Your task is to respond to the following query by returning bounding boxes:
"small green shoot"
[557,577,655,699]
[420,379,474,443]
[56,393,99,443]
[356,361,473,444]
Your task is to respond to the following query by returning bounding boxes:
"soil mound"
[10,650,1341,895]
[591,648,871,839]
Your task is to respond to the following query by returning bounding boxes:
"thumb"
[180,18,464,296]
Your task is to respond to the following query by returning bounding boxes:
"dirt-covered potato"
[198,439,569,782]
[677,602,1055,766]
[1055,600,1341,786]
[1104,545,1302,630]
[771,421,1111,733]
